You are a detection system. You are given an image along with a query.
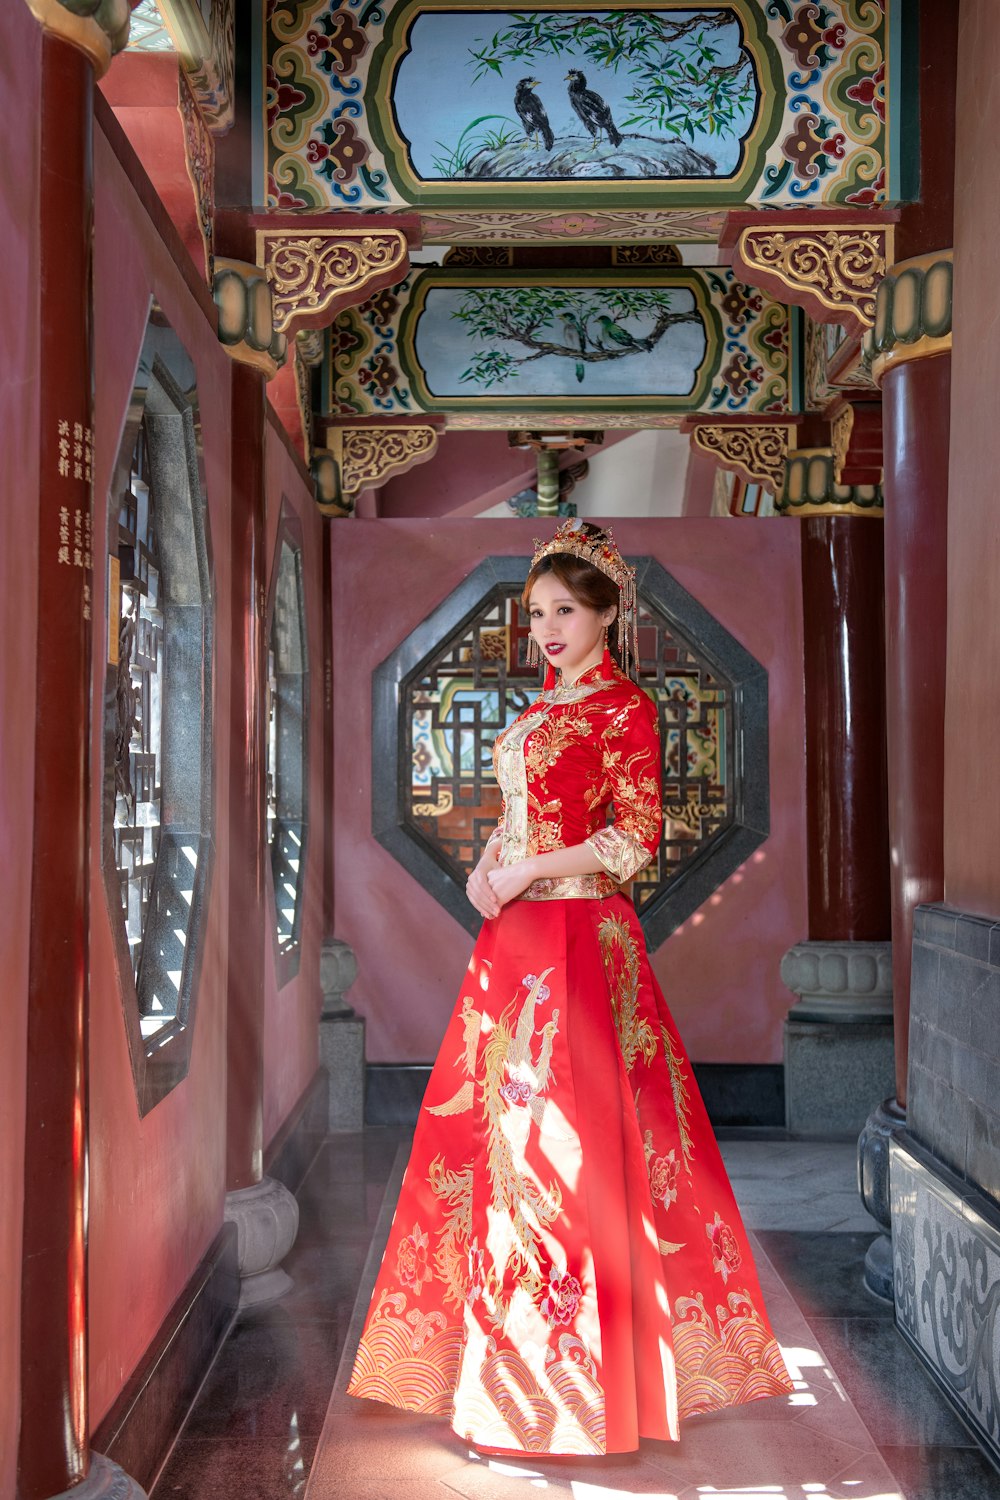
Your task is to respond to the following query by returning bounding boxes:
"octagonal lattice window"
[266,509,309,983]
[103,313,213,1114]
[373,558,767,949]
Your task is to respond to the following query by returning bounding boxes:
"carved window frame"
[101,307,215,1116]
[265,502,310,987]
[373,556,768,952]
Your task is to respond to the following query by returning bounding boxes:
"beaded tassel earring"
[601,624,614,680]
[526,630,556,690]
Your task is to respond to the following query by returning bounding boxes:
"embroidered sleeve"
[585,692,662,882]
[485,803,506,857]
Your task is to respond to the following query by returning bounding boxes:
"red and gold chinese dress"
[348,662,792,1455]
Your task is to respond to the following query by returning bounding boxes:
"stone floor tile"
[639,1425,867,1489]
[439,1451,685,1499]
[305,1417,470,1488]
[155,1434,317,1499]
[807,1318,975,1449]
[873,1443,1000,1500]
[756,1231,892,1321]
[180,1316,343,1441]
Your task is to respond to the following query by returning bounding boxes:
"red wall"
[943,0,1000,918]
[0,8,42,1486]
[87,120,234,1426]
[332,518,808,1066]
[85,118,324,1427]
[262,414,324,1147]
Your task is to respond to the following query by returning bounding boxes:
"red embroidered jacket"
[489,662,662,901]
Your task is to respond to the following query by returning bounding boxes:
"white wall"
[478,428,691,518]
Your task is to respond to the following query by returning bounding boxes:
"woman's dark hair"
[521,523,619,617]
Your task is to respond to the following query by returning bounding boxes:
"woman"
[348,520,792,1456]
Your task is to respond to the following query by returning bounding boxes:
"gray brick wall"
[909,904,1000,1205]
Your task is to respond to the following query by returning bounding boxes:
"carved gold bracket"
[23,0,130,74]
[732,225,894,338]
[179,68,215,280]
[256,230,411,337]
[324,425,439,499]
[690,423,796,495]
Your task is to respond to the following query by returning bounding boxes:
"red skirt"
[347,894,792,1456]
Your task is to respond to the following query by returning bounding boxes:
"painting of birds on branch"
[394,8,756,182]
[414,284,709,399]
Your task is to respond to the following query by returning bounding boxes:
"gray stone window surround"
[372,555,769,950]
[265,501,310,987]
[101,306,214,1117]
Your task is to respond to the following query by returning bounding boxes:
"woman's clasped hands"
[465,851,537,920]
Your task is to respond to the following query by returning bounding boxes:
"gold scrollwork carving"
[690,424,793,495]
[329,425,439,496]
[178,68,214,280]
[736,227,892,335]
[830,405,854,484]
[258,230,410,335]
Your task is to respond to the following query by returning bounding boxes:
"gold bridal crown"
[529,518,640,678]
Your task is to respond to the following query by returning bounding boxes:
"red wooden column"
[800,517,890,942]
[880,350,951,1106]
[214,254,299,1305]
[226,358,268,1192]
[322,517,335,937]
[781,510,894,1140]
[18,11,144,1500]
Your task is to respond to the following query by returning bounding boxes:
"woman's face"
[527,571,616,685]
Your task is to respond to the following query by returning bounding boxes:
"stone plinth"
[223,1176,299,1309]
[782,940,895,1136]
[320,937,366,1131]
[892,1132,1000,1469]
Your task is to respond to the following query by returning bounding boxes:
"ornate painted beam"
[256,222,417,337]
[723,210,897,339]
[157,0,234,132]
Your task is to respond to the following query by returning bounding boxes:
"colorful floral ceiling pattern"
[265,0,893,215]
[324,267,792,425]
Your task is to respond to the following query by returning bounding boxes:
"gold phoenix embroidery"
[662,1023,695,1173]
[480,970,562,1325]
[598,912,658,1073]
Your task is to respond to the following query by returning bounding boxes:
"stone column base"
[50,1455,148,1499]
[780,940,893,1020]
[781,940,895,1137]
[223,1177,299,1310]
[857,1097,905,1301]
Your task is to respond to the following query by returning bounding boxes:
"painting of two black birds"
[514,69,622,153]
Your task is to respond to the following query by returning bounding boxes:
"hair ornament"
[527,518,639,679]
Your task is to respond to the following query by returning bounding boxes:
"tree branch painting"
[449,286,704,388]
